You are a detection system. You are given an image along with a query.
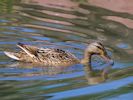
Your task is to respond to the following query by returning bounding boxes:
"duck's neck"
[81,51,92,71]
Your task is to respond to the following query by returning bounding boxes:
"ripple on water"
[0,0,133,100]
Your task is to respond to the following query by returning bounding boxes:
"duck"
[4,42,113,70]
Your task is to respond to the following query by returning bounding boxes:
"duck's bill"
[101,55,114,65]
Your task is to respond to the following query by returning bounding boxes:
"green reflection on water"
[0,0,133,100]
[0,0,15,13]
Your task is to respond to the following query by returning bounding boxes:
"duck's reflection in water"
[6,62,67,76]
[6,60,114,85]
[84,62,113,85]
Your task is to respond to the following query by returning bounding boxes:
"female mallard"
[4,42,113,70]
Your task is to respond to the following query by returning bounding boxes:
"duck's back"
[36,48,80,67]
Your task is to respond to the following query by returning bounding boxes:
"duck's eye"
[96,45,103,50]
[52,55,55,58]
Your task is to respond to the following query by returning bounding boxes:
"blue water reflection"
[0,0,133,100]
[47,76,133,100]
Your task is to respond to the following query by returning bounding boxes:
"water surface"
[0,0,133,100]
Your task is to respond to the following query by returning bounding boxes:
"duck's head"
[85,42,114,65]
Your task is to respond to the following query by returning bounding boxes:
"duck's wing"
[36,48,79,65]
[17,42,38,58]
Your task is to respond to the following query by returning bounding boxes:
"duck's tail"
[4,51,20,60]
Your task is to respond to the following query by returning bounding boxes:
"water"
[0,0,133,100]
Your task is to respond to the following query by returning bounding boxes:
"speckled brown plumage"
[4,43,79,67]
[4,42,112,68]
